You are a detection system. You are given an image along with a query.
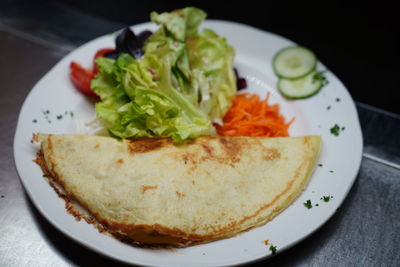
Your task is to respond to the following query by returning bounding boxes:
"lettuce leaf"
[91,7,236,141]
[92,54,213,141]
[186,28,237,122]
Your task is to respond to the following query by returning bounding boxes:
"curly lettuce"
[91,7,236,141]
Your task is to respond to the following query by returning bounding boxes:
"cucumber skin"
[272,46,317,80]
[277,78,323,99]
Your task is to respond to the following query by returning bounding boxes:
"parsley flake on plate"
[269,245,277,255]
[330,124,341,136]
[304,200,312,209]
[321,195,333,202]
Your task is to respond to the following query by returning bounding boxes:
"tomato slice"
[70,48,115,97]
[93,48,115,73]
[70,61,96,97]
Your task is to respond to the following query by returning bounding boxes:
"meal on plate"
[33,7,321,248]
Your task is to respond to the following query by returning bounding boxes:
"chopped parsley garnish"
[316,204,319,206]
[327,106,331,110]
[39,109,75,123]
[32,119,37,123]
[336,98,341,102]
[312,70,329,87]
[321,195,333,202]
[329,170,334,173]
[1,195,4,198]
[304,200,312,209]
[269,245,277,255]
[318,163,323,167]
[330,124,341,136]
[341,126,346,131]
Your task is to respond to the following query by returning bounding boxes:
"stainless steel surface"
[0,28,69,267]
[1,12,399,267]
[0,1,123,48]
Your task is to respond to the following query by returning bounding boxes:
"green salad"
[91,7,237,141]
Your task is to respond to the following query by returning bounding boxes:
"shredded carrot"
[216,93,294,137]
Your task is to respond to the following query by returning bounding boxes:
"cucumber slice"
[278,71,322,99]
[273,46,317,79]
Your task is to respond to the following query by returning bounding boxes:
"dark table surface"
[1,1,399,266]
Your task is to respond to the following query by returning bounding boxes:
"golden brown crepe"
[32,133,321,247]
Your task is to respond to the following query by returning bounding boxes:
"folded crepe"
[32,133,321,247]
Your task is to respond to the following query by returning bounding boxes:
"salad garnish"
[91,7,237,141]
[69,7,294,141]
[234,68,247,90]
[273,45,329,99]
[216,93,293,137]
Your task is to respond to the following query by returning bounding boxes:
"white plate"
[13,20,363,266]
